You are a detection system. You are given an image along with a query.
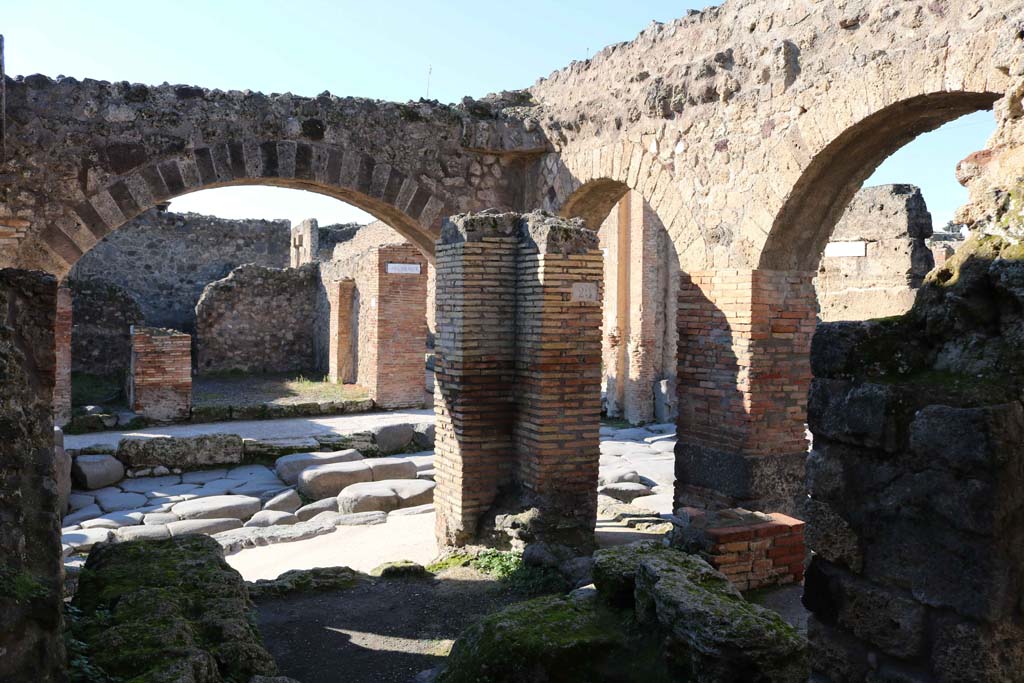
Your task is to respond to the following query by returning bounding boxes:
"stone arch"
[46,141,454,273]
[759,91,1001,271]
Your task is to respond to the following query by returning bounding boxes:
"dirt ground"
[192,372,368,407]
[254,566,535,683]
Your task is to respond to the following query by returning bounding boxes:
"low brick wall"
[673,507,805,591]
[128,326,191,422]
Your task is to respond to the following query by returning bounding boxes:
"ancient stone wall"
[194,263,318,375]
[69,208,290,332]
[0,269,64,683]
[128,326,192,422]
[67,278,143,377]
[816,185,934,322]
[53,285,72,426]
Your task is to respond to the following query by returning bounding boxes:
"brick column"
[128,326,192,422]
[373,244,428,408]
[514,217,603,547]
[433,213,518,546]
[0,269,65,683]
[328,279,355,384]
[53,283,72,427]
[434,211,602,551]
[675,269,816,514]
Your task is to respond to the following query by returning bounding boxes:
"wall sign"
[823,241,867,258]
[386,263,421,274]
[571,282,599,302]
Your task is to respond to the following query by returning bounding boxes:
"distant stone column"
[513,214,603,548]
[675,269,817,515]
[433,212,518,546]
[53,283,72,427]
[128,326,192,422]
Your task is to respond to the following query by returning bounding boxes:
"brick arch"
[50,141,453,272]
[759,91,1001,271]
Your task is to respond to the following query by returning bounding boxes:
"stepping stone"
[144,512,179,525]
[119,475,182,493]
[68,493,95,512]
[405,452,434,472]
[337,479,435,514]
[167,518,243,537]
[371,422,416,454]
[95,491,149,513]
[413,423,435,450]
[144,484,199,497]
[366,457,417,481]
[600,442,629,456]
[181,468,229,484]
[244,510,299,527]
[417,469,435,481]
[71,454,124,490]
[599,467,641,486]
[229,481,286,497]
[275,450,362,485]
[115,525,171,542]
[263,489,302,513]
[650,440,676,453]
[598,482,655,504]
[295,498,339,521]
[298,461,373,500]
[63,504,103,527]
[390,504,435,516]
[62,528,112,552]
[170,495,261,521]
[80,512,143,529]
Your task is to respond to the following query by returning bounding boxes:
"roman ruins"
[3,0,1024,680]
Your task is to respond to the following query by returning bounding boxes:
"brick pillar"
[623,192,660,425]
[675,269,816,514]
[514,218,603,547]
[434,211,602,550]
[53,283,72,427]
[328,279,355,384]
[0,269,65,683]
[373,244,428,408]
[433,214,518,546]
[128,326,192,422]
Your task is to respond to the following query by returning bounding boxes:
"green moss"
[247,566,362,598]
[370,560,429,578]
[0,566,49,603]
[426,553,474,573]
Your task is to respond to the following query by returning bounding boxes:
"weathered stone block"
[116,434,244,469]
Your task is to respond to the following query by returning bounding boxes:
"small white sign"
[386,263,421,275]
[823,241,867,258]
[571,282,599,302]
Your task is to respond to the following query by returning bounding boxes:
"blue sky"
[4,1,994,228]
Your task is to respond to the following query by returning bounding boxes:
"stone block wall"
[67,278,143,377]
[53,284,72,426]
[69,208,290,332]
[195,263,318,375]
[0,268,64,683]
[434,211,602,549]
[128,326,192,422]
[816,185,934,322]
[675,269,816,515]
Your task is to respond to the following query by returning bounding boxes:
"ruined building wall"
[816,185,935,322]
[69,208,290,332]
[0,269,64,683]
[68,278,143,377]
[194,263,318,375]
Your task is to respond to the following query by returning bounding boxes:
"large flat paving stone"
[275,449,362,485]
[294,498,339,521]
[365,457,417,481]
[80,511,144,529]
[119,475,182,493]
[64,504,103,527]
[62,528,113,552]
[181,468,229,484]
[115,525,171,542]
[225,464,280,481]
[298,461,372,500]
[244,510,299,527]
[171,495,262,521]
[336,479,435,514]
[95,490,149,513]
[71,454,124,490]
[263,488,302,513]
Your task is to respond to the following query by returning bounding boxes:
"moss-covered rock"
[246,566,362,599]
[438,594,671,683]
[70,535,279,682]
[591,540,673,607]
[370,561,430,578]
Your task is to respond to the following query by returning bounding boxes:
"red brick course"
[128,326,191,422]
[53,284,72,427]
